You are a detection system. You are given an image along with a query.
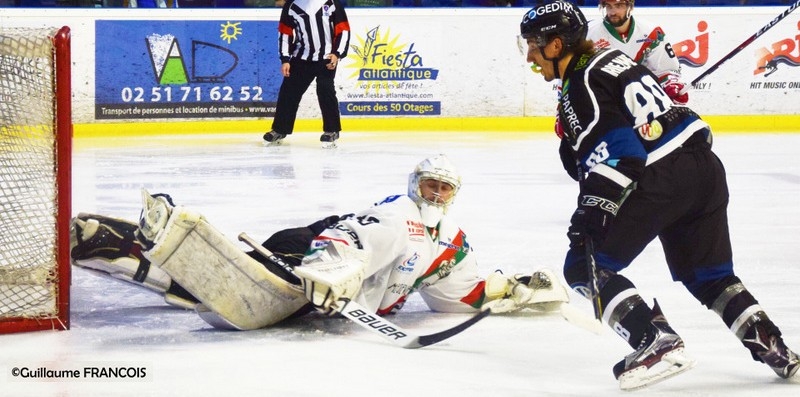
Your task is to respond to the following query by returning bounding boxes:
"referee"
[263,0,351,148]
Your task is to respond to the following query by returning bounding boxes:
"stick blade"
[404,308,492,349]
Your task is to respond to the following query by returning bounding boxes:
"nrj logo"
[674,20,709,68]
[146,22,241,85]
[753,21,800,77]
[347,26,439,86]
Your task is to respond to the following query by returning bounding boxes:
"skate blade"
[618,348,696,391]
[321,141,338,149]
[263,139,284,147]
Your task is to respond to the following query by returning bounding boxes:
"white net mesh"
[0,27,61,322]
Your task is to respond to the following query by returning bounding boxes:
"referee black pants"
[271,59,342,135]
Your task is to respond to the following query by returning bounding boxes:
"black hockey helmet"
[520,0,588,50]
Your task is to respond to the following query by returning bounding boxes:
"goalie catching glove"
[481,269,569,314]
[293,240,370,314]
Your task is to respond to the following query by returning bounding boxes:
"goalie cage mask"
[408,154,462,228]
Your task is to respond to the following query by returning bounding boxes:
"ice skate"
[263,130,287,146]
[320,131,339,148]
[613,300,695,390]
[743,323,799,379]
[70,213,198,309]
[70,213,149,268]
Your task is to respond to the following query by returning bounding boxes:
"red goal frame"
[0,26,72,333]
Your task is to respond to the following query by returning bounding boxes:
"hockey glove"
[294,240,368,314]
[661,78,689,105]
[567,195,619,249]
[481,269,569,314]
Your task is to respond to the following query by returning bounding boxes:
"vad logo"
[674,20,709,69]
[146,24,240,85]
[753,21,800,77]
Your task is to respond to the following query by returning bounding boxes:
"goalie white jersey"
[586,16,681,82]
[307,194,485,315]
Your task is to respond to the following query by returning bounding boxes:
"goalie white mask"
[408,154,462,228]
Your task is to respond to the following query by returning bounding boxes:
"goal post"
[0,26,72,333]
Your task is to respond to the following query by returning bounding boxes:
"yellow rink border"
[74,115,800,138]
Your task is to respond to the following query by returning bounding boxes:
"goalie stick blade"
[618,348,696,391]
[336,299,490,349]
[410,308,491,349]
[559,302,604,335]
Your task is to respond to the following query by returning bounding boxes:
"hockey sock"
[600,274,653,348]
[694,275,783,359]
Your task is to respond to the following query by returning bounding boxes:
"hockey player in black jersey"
[519,0,798,390]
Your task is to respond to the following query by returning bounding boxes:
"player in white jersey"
[554,0,688,140]
[70,155,570,331]
[587,0,688,104]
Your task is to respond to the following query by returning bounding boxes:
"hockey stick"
[237,232,490,349]
[691,0,800,86]
[585,237,603,321]
[575,164,604,323]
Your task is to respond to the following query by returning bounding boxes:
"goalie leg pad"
[144,206,306,330]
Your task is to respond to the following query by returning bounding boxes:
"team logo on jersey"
[388,283,412,295]
[638,120,663,141]
[594,38,611,50]
[397,253,419,272]
[437,258,457,279]
[407,220,425,239]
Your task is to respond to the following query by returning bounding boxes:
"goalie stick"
[691,0,800,86]
[237,232,490,349]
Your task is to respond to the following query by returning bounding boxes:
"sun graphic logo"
[220,21,242,44]
[346,26,438,94]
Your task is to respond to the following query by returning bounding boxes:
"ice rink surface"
[3,131,799,396]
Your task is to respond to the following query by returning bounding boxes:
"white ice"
[3,131,799,396]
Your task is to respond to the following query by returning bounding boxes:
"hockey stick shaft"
[691,0,800,86]
[575,164,604,322]
[585,237,603,321]
[237,232,489,349]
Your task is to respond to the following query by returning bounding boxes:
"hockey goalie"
[70,154,573,331]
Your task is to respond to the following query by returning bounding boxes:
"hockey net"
[0,26,72,333]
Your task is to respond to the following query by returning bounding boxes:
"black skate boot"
[70,213,198,309]
[320,131,339,148]
[263,130,287,146]
[743,322,799,379]
[612,300,695,390]
[70,213,147,264]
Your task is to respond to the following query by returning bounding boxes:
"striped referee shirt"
[278,0,351,63]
